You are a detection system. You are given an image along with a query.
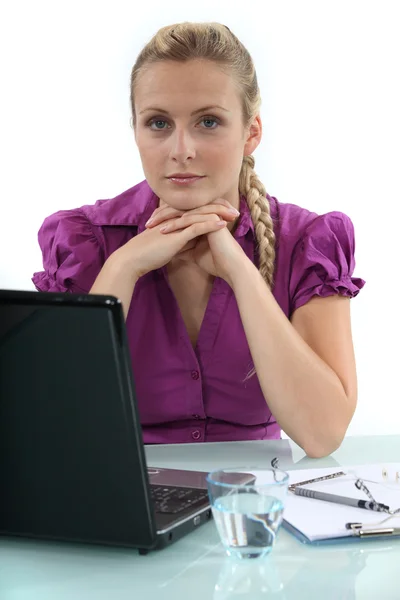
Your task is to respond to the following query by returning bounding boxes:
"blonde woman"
[33,22,365,457]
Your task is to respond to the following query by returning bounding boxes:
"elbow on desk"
[301,430,345,459]
[296,399,355,459]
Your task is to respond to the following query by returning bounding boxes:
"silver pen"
[293,487,389,512]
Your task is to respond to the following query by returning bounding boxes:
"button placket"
[188,366,204,434]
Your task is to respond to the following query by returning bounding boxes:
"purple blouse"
[33,180,365,444]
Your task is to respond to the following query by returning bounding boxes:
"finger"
[157,205,238,231]
[146,207,184,227]
[154,197,232,213]
[184,203,239,220]
[159,213,222,233]
[181,219,227,243]
[147,200,239,228]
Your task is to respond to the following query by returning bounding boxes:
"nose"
[169,127,196,163]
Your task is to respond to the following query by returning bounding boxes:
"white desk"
[1,436,399,599]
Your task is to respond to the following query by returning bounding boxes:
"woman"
[33,22,365,457]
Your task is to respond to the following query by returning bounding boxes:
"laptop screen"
[0,291,156,548]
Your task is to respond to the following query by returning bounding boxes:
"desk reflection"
[212,543,392,599]
[214,556,284,599]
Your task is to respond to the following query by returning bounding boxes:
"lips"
[167,173,203,178]
[167,175,205,185]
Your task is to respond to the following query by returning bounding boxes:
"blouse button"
[191,430,201,441]
[191,370,200,380]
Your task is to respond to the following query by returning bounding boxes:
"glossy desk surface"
[1,435,399,599]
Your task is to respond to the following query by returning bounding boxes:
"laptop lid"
[0,289,158,549]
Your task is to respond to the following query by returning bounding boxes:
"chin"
[168,195,210,211]
[155,183,220,211]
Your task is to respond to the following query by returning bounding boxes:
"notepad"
[281,463,400,543]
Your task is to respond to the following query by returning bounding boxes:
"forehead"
[135,59,241,113]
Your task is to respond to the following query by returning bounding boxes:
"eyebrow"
[139,105,230,116]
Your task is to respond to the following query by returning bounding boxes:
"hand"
[145,198,239,231]
[145,199,248,284]
[119,211,228,279]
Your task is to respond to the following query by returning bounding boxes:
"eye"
[200,117,219,129]
[148,119,170,131]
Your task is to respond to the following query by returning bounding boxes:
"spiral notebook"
[282,463,400,544]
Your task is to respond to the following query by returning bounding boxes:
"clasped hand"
[145,199,247,284]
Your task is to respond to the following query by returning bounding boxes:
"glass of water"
[206,467,289,560]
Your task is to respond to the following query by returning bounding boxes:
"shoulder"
[33,180,157,293]
[266,194,364,315]
[42,180,156,230]
[268,194,354,245]
[40,181,156,226]
[268,196,355,259]
[81,180,157,227]
[37,179,157,250]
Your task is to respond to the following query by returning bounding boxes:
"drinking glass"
[206,467,289,559]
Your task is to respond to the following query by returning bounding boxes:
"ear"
[243,114,262,156]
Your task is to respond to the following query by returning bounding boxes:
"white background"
[0,0,399,437]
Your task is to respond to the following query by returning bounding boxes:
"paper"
[282,463,400,542]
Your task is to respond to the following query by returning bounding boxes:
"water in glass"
[212,492,284,559]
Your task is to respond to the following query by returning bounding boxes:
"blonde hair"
[130,22,276,288]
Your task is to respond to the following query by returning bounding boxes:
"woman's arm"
[89,213,231,318]
[230,258,357,458]
[89,249,139,319]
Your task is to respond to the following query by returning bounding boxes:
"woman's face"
[134,59,261,211]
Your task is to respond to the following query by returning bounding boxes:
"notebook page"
[282,463,400,542]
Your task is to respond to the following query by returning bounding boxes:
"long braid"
[239,155,276,288]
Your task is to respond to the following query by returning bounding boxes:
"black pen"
[293,487,389,512]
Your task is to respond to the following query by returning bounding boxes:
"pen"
[293,487,389,512]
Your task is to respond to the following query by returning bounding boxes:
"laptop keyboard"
[150,485,209,515]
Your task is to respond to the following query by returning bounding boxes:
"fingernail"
[145,218,154,226]
[159,225,168,232]
[228,208,240,216]
[217,220,226,226]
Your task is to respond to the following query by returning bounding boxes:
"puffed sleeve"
[32,209,104,293]
[289,211,365,315]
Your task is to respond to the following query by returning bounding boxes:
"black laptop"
[0,289,222,553]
